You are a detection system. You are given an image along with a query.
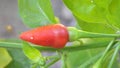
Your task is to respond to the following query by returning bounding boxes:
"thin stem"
[79,30,120,38]
[46,55,60,60]
[45,56,60,68]
[62,52,68,68]
[68,27,119,42]
[0,40,110,52]
[108,42,120,68]
[100,39,115,61]
[31,63,38,68]
[94,39,115,68]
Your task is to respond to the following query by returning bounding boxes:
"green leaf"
[93,50,114,68]
[75,18,115,33]
[61,38,118,68]
[0,48,12,68]
[22,41,45,66]
[79,52,102,68]
[61,38,107,68]
[18,0,56,28]
[94,0,112,9]
[106,0,120,29]
[93,40,115,68]
[5,48,30,68]
[64,48,104,68]
[93,41,120,68]
[108,42,120,68]
[63,0,107,24]
[63,0,120,31]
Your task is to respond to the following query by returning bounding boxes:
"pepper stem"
[68,27,120,42]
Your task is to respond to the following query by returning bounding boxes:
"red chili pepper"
[20,24,69,48]
[20,24,120,48]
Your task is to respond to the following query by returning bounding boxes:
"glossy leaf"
[63,0,107,24]
[94,40,114,68]
[108,42,120,68]
[94,0,112,9]
[61,38,107,68]
[63,0,117,33]
[64,48,104,68]
[63,0,120,31]
[0,48,12,68]
[79,52,102,68]
[93,50,113,68]
[22,41,45,66]
[107,0,120,29]
[75,17,115,33]
[93,41,120,68]
[5,48,30,68]
[18,0,56,28]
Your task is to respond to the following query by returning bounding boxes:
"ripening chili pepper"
[20,24,69,48]
[20,24,120,48]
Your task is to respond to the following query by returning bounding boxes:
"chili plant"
[0,0,120,68]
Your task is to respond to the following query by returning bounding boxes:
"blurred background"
[0,0,75,39]
[0,0,75,68]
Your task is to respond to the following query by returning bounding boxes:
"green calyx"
[67,27,120,42]
[67,27,80,42]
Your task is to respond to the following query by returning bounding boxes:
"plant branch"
[0,40,110,52]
